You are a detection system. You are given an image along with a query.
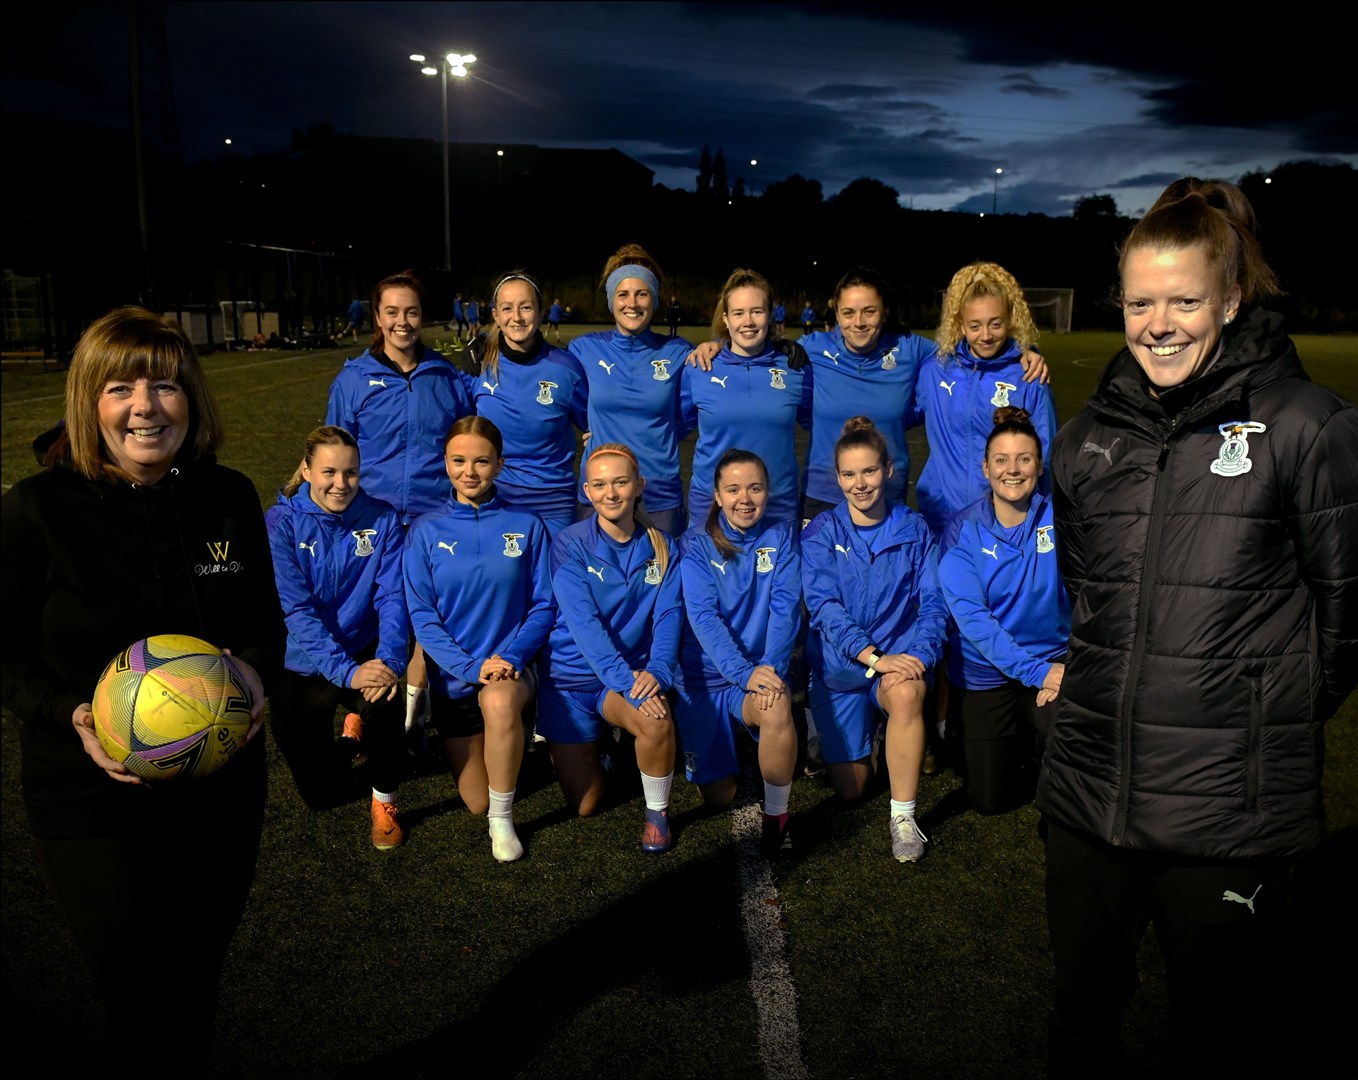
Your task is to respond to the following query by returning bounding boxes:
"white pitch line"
[733,791,808,1080]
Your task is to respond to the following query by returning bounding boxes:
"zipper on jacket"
[1245,676,1262,812]
[1112,436,1173,844]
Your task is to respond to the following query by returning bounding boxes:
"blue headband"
[605,264,660,309]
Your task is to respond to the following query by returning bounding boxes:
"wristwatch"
[864,649,883,679]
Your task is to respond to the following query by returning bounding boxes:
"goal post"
[1023,288,1073,334]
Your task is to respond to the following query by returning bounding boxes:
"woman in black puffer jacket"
[1042,178,1357,1079]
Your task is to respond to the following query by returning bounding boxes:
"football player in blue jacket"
[679,269,813,524]
[802,418,947,862]
[404,417,555,862]
[538,444,682,853]
[267,427,410,848]
[466,271,588,536]
[326,271,473,743]
[914,263,1058,538]
[938,408,1069,814]
[676,450,801,857]
[568,244,693,536]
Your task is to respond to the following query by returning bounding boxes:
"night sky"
[6,2,1355,218]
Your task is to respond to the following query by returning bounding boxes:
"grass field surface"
[2,326,1354,1079]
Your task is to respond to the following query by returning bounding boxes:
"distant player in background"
[800,301,815,335]
[547,297,565,342]
[667,294,682,337]
[772,298,786,337]
[345,296,365,342]
[452,292,469,342]
[467,297,481,338]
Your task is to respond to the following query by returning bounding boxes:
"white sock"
[373,789,396,805]
[764,782,792,818]
[488,786,516,820]
[405,684,428,728]
[890,798,916,819]
[640,770,673,812]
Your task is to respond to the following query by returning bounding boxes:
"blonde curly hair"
[933,262,1039,361]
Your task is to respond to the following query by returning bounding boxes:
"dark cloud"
[1000,74,1069,100]
[1104,172,1181,190]
[807,84,897,101]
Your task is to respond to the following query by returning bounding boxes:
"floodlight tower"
[409,51,477,271]
[993,167,1004,215]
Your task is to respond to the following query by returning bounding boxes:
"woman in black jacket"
[1043,179,1357,1078]
[1,308,284,1077]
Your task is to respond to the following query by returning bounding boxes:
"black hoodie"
[2,454,284,837]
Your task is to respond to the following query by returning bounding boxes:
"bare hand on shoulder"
[685,340,720,370]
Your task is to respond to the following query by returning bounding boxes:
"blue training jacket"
[678,343,813,524]
[325,346,472,524]
[677,517,802,692]
[938,491,1070,691]
[799,329,932,507]
[912,339,1058,536]
[569,329,692,512]
[540,516,682,705]
[466,339,588,523]
[403,492,555,700]
[801,502,947,692]
[266,486,408,688]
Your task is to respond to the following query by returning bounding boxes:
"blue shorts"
[674,683,757,784]
[809,674,932,764]
[537,682,612,745]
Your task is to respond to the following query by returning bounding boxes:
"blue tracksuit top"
[403,492,555,700]
[800,305,815,326]
[548,303,564,323]
[678,344,813,524]
[569,329,692,511]
[466,339,588,521]
[540,516,682,704]
[467,301,480,323]
[799,329,932,507]
[937,492,1070,691]
[325,346,472,524]
[912,340,1058,536]
[266,486,408,688]
[773,304,786,323]
[677,517,802,692]
[453,298,464,320]
[801,502,946,693]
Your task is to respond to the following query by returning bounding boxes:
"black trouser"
[1046,819,1292,1080]
[269,665,405,808]
[29,742,266,1078]
[954,680,1050,814]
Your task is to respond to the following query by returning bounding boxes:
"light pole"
[410,51,476,271]
[993,167,1004,215]
[749,158,758,197]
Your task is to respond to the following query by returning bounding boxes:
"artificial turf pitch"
[2,328,1354,1079]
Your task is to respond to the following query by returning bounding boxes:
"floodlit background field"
[3,328,1354,1079]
